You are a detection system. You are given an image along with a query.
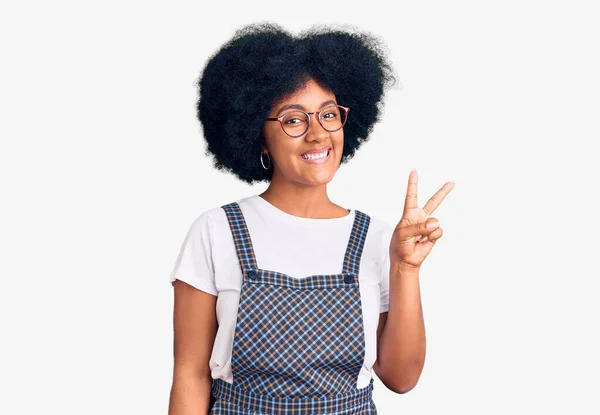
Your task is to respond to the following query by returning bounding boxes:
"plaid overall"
[209,202,377,414]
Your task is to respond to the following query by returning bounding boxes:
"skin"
[169,283,217,414]
[259,78,349,218]
[373,170,454,393]
[168,78,455,415]
[260,79,455,393]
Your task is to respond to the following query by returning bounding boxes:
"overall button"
[344,274,354,284]
[247,269,257,279]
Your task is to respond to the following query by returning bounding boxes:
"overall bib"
[210,202,377,414]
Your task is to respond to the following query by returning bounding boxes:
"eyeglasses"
[266,105,350,138]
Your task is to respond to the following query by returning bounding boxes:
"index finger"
[403,169,419,214]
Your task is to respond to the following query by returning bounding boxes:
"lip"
[300,147,331,156]
[300,147,332,164]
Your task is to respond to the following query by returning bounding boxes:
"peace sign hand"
[389,169,454,270]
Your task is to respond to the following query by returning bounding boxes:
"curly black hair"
[196,22,399,184]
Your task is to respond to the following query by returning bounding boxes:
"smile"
[300,148,331,163]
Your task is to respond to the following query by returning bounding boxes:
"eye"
[282,111,308,125]
[321,106,340,120]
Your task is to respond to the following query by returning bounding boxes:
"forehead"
[282,79,335,102]
[274,80,337,115]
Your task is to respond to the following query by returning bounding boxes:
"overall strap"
[342,210,371,275]
[221,202,258,273]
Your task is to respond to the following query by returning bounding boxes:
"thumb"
[404,218,440,238]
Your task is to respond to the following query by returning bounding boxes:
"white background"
[1,0,599,414]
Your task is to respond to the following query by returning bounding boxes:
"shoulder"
[353,210,395,265]
[186,195,256,235]
[187,205,221,232]
[359,211,394,243]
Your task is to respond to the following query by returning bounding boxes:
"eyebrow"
[276,100,337,117]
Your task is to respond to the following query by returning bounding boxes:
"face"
[262,79,344,187]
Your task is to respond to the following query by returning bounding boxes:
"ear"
[259,133,269,153]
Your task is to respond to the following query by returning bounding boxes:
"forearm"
[168,369,213,415]
[376,261,426,393]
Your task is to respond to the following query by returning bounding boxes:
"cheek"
[269,139,302,163]
[334,133,344,153]
[263,125,289,152]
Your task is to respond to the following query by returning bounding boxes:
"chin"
[299,170,337,186]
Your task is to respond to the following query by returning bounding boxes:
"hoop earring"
[260,151,271,170]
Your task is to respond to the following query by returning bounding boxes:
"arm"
[168,280,218,415]
[373,262,425,394]
[374,169,453,393]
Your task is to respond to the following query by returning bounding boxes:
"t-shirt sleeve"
[379,223,394,313]
[169,211,218,296]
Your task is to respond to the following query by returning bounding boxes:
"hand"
[389,169,454,270]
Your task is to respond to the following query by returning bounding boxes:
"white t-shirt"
[169,194,394,389]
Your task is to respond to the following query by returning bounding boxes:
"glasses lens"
[282,111,310,137]
[319,105,347,132]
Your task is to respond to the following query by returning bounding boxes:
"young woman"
[168,22,454,415]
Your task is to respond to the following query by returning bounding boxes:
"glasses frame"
[266,105,350,138]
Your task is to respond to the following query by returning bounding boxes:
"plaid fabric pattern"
[211,202,376,414]
[211,377,377,414]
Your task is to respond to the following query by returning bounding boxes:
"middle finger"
[422,181,454,215]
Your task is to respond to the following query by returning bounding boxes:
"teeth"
[302,150,329,160]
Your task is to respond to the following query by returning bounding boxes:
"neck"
[260,174,344,219]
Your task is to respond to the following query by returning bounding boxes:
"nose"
[304,112,329,142]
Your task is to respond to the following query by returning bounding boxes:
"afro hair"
[196,22,399,184]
